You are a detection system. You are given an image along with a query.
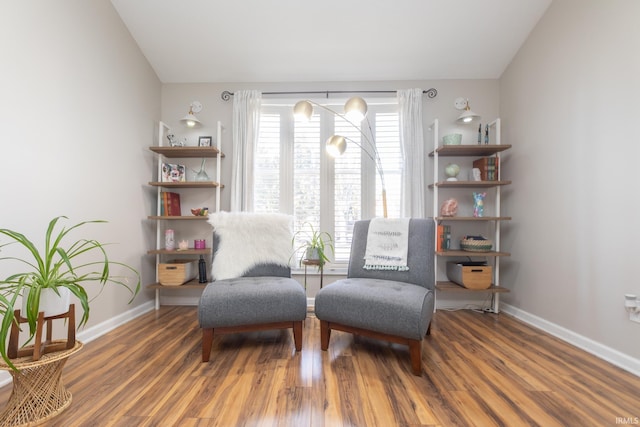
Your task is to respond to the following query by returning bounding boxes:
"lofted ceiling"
[110,0,552,84]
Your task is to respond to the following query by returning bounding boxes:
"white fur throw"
[208,211,294,280]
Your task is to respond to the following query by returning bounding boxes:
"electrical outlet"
[631,311,640,324]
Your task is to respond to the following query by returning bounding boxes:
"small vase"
[22,287,71,318]
[193,158,210,182]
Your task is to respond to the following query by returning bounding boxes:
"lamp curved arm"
[295,99,388,217]
[338,134,386,190]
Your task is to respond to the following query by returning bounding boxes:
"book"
[160,192,181,216]
[437,225,451,251]
[473,156,500,181]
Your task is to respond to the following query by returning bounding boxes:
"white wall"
[160,80,499,301]
[0,1,159,331]
[500,0,640,363]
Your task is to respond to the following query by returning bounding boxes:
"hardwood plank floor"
[0,307,638,426]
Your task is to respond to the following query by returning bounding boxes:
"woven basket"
[460,238,493,252]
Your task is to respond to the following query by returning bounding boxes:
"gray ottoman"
[198,264,307,362]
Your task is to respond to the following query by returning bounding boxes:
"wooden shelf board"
[435,216,511,222]
[149,146,225,158]
[429,144,512,157]
[147,215,210,220]
[429,180,511,189]
[149,181,224,188]
[436,250,511,257]
[147,280,207,290]
[436,281,510,293]
[147,248,212,255]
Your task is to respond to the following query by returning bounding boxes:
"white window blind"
[255,99,401,265]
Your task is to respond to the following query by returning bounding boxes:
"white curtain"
[398,88,425,217]
[230,90,262,211]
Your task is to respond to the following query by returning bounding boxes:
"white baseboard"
[0,301,155,388]
[501,303,640,377]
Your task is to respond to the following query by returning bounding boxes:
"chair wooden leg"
[320,320,331,351]
[202,328,214,362]
[408,339,422,376]
[293,321,302,351]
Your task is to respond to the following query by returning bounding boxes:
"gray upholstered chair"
[314,218,435,375]
[198,212,307,362]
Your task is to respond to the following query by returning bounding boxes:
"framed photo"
[198,136,212,147]
[161,163,186,182]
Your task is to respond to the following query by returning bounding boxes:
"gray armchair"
[314,218,435,375]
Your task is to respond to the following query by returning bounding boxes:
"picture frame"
[198,136,212,147]
[161,163,186,182]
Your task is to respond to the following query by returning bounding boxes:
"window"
[254,99,401,265]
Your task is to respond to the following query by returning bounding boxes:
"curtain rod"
[220,88,437,101]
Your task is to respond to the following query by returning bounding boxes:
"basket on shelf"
[460,236,493,252]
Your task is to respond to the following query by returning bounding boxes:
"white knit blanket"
[363,218,410,271]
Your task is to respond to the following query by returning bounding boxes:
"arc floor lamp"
[293,97,388,218]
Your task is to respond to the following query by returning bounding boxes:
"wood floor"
[1,306,638,426]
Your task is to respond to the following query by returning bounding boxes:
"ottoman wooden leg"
[202,328,213,362]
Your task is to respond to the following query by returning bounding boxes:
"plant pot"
[305,247,320,261]
[22,287,72,318]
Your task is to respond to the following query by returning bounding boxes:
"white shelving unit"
[429,118,511,313]
[147,121,224,310]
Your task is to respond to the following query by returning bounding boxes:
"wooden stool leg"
[8,309,21,359]
[33,312,46,361]
[46,319,53,343]
[67,304,76,350]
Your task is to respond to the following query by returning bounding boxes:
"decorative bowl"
[443,133,462,145]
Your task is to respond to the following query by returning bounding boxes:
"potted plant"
[291,222,335,269]
[0,216,140,370]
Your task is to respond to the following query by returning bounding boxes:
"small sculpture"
[473,192,486,217]
[440,198,458,217]
[167,133,185,147]
[471,168,482,181]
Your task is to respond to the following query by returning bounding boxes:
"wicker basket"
[460,237,493,252]
[158,259,198,286]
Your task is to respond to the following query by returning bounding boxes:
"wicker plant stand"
[0,340,82,427]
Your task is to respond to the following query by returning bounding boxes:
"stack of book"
[436,225,451,251]
[472,156,500,181]
[160,192,181,216]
